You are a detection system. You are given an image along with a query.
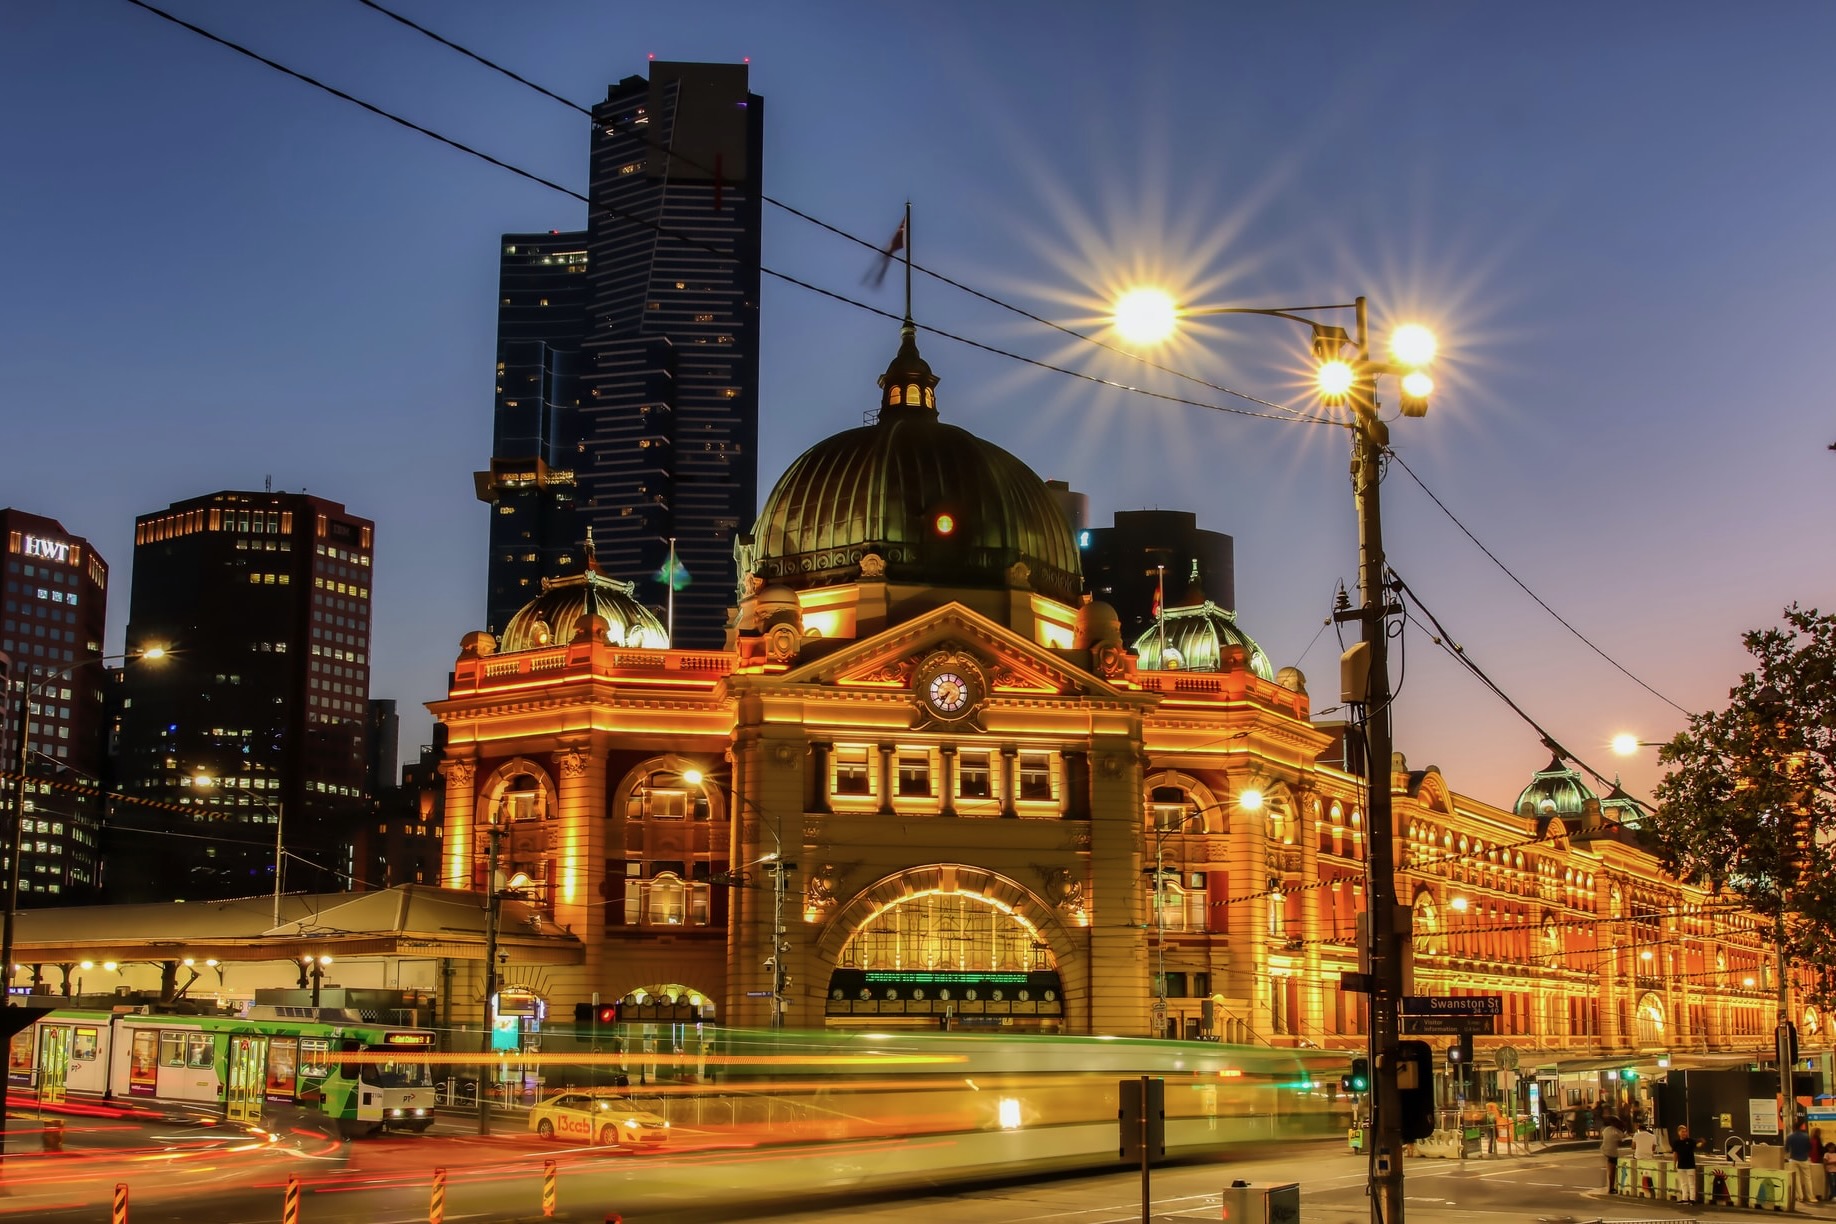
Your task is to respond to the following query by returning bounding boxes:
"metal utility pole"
[477,823,502,1136]
[1345,297,1407,1224]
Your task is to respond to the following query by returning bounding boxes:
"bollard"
[112,1183,128,1224]
[430,1166,446,1224]
[283,1174,301,1224]
[542,1159,557,1218]
[42,1117,65,1152]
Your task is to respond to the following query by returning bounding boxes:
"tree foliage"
[1646,605,1836,1000]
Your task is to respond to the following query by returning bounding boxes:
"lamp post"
[1115,290,1434,1224]
[478,819,503,1136]
[1,646,163,1171]
[1150,788,1261,1039]
[683,767,792,1029]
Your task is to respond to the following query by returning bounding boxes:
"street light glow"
[1317,359,1355,398]
[1112,287,1178,346]
[1400,370,1433,400]
[1388,324,1437,368]
[1237,787,1264,813]
[1612,734,1643,756]
[681,768,704,786]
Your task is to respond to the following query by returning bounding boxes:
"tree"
[1644,605,1836,1005]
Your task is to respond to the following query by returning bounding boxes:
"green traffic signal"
[1349,1058,1370,1092]
[1620,1067,1638,1082]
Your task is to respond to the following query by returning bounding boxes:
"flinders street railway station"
[427,319,1790,1066]
[8,319,1797,1092]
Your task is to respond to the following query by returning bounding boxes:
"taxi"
[528,1091,671,1148]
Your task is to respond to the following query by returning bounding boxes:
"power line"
[1387,450,1689,717]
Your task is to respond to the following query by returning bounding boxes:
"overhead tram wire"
[121,0,1331,430]
[1386,450,1689,716]
[134,1,1691,695]
[350,0,1325,423]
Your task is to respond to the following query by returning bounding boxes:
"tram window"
[161,1031,185,1068]
[299,1038,332,1078]
[72,1028,97,1061]
[267,1040,298,1094]
[9,1032,32,1074]
[186,1034,213,1069]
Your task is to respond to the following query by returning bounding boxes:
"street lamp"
[1114,289,1435,1224]
[1,645,163,1173]
[1150,788,1260,1038]
[1611,734,1668,756]
[4,647,166,996]
[683,766,792,1029]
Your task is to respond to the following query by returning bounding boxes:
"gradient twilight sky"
[3,2,1831,810]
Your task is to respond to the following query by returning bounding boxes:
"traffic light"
[573,1002,594,1025]
[1619,1067,1638,1083]
[1447,1043,1464,1065]
[574,1003,619,1026]
[1397,1040,1435,1142]
[597,1004,618,1025]
[1340,1058,1370,1093]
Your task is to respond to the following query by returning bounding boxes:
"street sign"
[1401,1013,1496,1036]
[1402,995,1501,1016]
[1495,1045,1520,1071]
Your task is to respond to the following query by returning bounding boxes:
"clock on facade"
[913,647,986,723]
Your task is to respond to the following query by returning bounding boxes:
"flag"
[654,554,692,591]
[1151,566,1164,619]
[867,218,906,287]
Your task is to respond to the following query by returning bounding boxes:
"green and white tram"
[8,1006,439,1138]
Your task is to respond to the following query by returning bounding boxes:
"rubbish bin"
[41,1118,64,1153]
[1220,1179,1298,1224]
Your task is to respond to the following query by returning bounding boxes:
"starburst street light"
[1111,287,1437,1224]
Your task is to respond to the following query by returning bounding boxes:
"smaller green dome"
[1133,600,1274,680]
[1515,755,1596,825]
[500,566,668,653]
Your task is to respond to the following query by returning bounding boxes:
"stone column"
[876,743,895,816]
[1296,789,1325,1044]
[1223,779,1268,1039]
[1085,736,1148,1036]
[939,746,957,817]
[552,735,609,988]
[439,755,478,889]
[999,745,1017,818]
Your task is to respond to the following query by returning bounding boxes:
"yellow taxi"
[528,1090,671,1148]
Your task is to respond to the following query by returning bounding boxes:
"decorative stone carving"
[445,759,475,786]
[859,552,886,579]
[558,747,588,779]
[1091,641,1127,679]
[1098,753,1124,778]
[765,621,801,663]
[769,742,799,767]
[857,659,914,686]
[458,631,497,659]
[1006,561,1030,588]
[1037,867,1087,917]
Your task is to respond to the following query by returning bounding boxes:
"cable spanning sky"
[3,1,1831,810]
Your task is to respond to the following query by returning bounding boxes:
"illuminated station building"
[434,322,1786,1064]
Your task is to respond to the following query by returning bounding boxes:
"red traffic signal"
[597,1004,618,1025]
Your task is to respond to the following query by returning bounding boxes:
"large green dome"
[749,324,1081,603]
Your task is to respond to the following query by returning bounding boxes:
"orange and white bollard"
[112,1183,129,1224]
[430,1166,446,1224]
[542,1159,557,1217]
[283,1174,300,1224]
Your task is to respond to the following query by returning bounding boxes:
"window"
[161,1031,186,1068]
[958,751,991,799]
[898,754,932,797]
[1018,752,1053,801]
[834,748,871,796]
[1150,785,1194,832]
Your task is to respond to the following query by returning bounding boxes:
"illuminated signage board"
[20,535,77,565]
[382,1032,437,1047]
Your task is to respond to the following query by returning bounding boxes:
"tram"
[7,1005,439,1138]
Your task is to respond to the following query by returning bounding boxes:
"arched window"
[614,763,724,932]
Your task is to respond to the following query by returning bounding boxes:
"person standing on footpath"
[1673,1124,1699,1204]
[1787,1119,1815,1205]
[1602,1114,1627,1192]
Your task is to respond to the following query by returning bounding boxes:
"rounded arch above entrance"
[817,864,1086,1027]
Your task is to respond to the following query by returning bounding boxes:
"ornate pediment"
[780,602,1122,705]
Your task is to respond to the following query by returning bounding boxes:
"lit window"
[958,752,991,799]
[897,755,931,798]
[834,749,871,796]
[1018,753,1053,802]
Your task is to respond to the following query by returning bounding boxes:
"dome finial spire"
[876,206,939,419]
[584,524,601,574]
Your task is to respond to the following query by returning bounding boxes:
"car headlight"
[413,1108,428,1117]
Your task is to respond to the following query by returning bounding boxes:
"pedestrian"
[1674,1124,1699,1204]
[1787,1119,1814,1205]
[1602,1113,1627,1192]
[1633,1122,1658,1160]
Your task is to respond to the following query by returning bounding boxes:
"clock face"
[928,671,970,715]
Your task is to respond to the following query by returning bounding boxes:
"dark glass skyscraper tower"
[478,62,763,648]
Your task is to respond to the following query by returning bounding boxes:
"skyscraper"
[1080,509,1237,646]
[0,509,110,904]
[478,61,764,648]
[109,491,374,903]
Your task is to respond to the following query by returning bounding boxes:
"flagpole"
[903,201,912,321]
[666,536,677,643]
[1156,564,1167,665]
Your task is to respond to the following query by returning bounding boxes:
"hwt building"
[434,320,1788,1072]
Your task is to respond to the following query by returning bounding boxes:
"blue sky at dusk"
[3,2,1831,809]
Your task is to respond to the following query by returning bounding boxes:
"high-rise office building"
[478,62,764,649]
[0,510,110,904]
[476,232,590,634]
[109,492,374,903]
[1080,509,1237,646]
